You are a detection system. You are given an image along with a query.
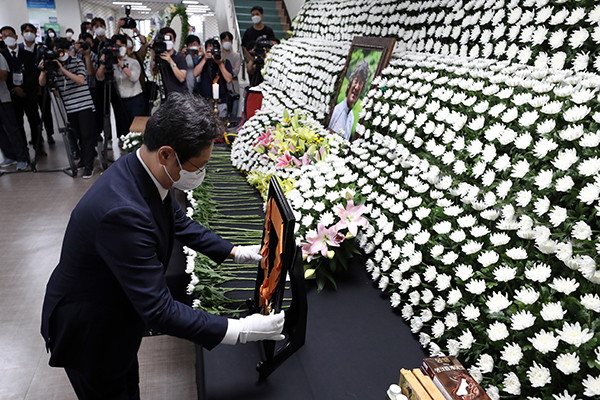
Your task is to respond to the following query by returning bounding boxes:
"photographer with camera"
[116,5,150,62]
[245,35,274,87]
[220,31,241,118]
[193,37,233,118]
[150,27,187,95]
[97,35,145,124]
[241,6,276,53]
[181,34,203,93]
[39,38,97,178]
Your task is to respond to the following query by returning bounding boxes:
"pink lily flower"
[255,130,274,147]
[333,200,369,237]
[306,223,343,257]
[275,150,297,168]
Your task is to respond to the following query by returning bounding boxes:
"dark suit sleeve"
[95,206,228,349]
[172,197,235,264]
[22,52,38,92]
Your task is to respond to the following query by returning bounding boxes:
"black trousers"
[0,101,29,162]
[65,359,140,400]
[67,108,96,169]
[38,88,55,138]
[12,92,41,150]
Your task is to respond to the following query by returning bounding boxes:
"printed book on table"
[421,357,491,400]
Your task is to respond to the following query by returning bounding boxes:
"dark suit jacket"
[1,46,38,95]
[41,152,233,378]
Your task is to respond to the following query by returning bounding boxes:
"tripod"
[28,74,77,177]
[99,66,115,171]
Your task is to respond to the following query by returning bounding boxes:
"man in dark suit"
[1,25,43,155]
[41,93,284,399]
[19,22,55,145]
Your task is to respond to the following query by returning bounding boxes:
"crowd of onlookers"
[0,5,278,178]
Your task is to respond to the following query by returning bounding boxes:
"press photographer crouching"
[39,37,97,179]
[97,35,145,124]
[193,37,233,117]
[150,27,187,96]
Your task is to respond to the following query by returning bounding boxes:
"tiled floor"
[0,133,197,399]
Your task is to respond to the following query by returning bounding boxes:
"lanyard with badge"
[10,53,23,86]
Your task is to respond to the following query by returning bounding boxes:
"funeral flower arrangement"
[205,0,600,397]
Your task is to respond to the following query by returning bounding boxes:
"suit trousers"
[65,359,140,400]
[12,92,42,150]
[39,87,55,138]
[0,101,29,162]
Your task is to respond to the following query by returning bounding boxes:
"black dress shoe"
[47,136,56,145]
[37,149,48,157]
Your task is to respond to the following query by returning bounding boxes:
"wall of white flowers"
[228,0,600,398]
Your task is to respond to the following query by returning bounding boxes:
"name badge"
[13,72,23,86]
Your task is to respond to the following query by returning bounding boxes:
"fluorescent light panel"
[183,1,199,3]
[112,2,143,5]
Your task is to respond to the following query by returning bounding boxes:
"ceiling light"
[112,2,143,5]
[183,1,199,3]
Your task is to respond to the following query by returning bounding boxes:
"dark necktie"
[10,51,19,72]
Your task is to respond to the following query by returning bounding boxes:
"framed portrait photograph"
[326,37,396,141]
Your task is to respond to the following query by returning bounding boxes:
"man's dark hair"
[220,31,233,41]
[79,32,93,42]
[54,37,71,50]
[93,18,106,28]
[251,6,263,14]
[159,27,177,41]
[346,59,369,96]
[81,21,91,34]
[143,93,222,162]
[20,23,36,33]
[1,26,16,35]
[205,38,218,48]
[185,34,200,46]
[66,28,74,33]
[111,34,127,45]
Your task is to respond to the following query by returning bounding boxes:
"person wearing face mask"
[150,27,188,96]
[219,31,241,118]
[41,92,284,399]
[97,35,145,124]
[0,26,44,156]
[0,51,29,170]
[91,18,108,55]
[18,23,56,147]
[241,6,276,59]
[328,59,370,141]
[181,34,203,93]
[39,37,97,178]
[65,28,75,46]
[80,21,93,36]
[193,38,233,118]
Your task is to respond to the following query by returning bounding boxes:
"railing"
[229,0,247,82]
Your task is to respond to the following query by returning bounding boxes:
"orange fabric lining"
[259,198,285,314]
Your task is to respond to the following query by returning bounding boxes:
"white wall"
[0,0,80,37]
[284,0,305,20]
[0,1,30,32]
[55,0,82,34]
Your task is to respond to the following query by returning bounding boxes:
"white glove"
[228,311,285,344]
[233,244,263,264]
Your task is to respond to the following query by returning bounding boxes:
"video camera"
[210,36,221,61]
[41,46,61,74]
[252,35,272,60]
[101,40,121,74]
[122,5,137,29]
[151,33,171,55]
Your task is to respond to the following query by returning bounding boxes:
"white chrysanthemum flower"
[533,138,558,158]
[578,157,600,176]
[502,372,521,396]
[582,375,600,397]
[462,304,480,321]
[564,105,590,122]
[578,182,600,204]
[487,321,509,341]
[549,30,567,49]
[466,279,486,295]
[541,302,566,321]
[557,321,594,346]
[511,159,530,178]
[529,329,559,354]
[501,342,523,366]
[536,119,555,134]
[506,247,527,260]
[569,27,589,49]
[535,169,553,190]
[555,176,574,192]
[455,264,473,281]
[548,206,568,227]
[527,361,551,388]
[581,293,600,312]
[511,310,536,330]
[550,52,567,70]
[515,190,532,207]
[487,292,512,313]
[552,148,578,171]
[555,353,580,376]
[431,320,445,338]
[533,196,551,216]
[540,100,562,115]
[489,233,510,247]
[549,277,580,295]
[566,7,586,25]
[477,353,494,374]
[573,52,590,71]
[445,312,459,328]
